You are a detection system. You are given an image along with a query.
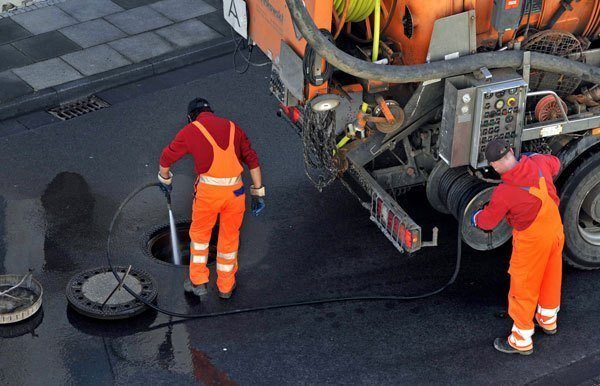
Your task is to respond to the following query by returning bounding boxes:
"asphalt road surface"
[0,57,599,385]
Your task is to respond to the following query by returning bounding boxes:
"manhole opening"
[47,95,110,121]
[145,221,218,266]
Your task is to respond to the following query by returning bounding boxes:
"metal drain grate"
[48,95,110,120]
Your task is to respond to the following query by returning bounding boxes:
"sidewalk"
[0,0,232,120]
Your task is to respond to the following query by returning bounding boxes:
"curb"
[0,36,235,121]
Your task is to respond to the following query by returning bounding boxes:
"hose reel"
[436,167,512,251]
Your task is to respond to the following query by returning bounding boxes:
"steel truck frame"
[224,0,600,269]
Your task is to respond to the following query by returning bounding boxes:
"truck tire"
[560,151,600,269]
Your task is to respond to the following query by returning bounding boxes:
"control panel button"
[507,97,517,107]
[495,99,505,109]
[462,94,471,103]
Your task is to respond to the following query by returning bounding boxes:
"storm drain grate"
[47,95,110,120]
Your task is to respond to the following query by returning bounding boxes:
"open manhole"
[66,266,157,320]
[143,220,218,266]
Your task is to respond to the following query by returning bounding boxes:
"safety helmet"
[187,98,212,121]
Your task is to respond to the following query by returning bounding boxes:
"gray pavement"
[0,0,228,120]
[0,62,600,384]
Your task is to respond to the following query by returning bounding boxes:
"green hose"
[333,0,377,22]
[372,0,380,62]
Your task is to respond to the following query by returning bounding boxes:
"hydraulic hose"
[371,0,380,63]
[106,183,463,320]
[285,0,600,84]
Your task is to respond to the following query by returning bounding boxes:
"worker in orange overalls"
[158,98,265,299]
[472,139,564,355]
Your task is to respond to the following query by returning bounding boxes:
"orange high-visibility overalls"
[507,168,565,351]
[189,120,245,293]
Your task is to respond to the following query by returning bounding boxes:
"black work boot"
[184,279,208,297]
[493,338,533,356]
[218,283,236,299]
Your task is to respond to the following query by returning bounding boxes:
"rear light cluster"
[279,104,301,123]
[371,195,420,251]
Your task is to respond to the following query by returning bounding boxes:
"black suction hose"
[107,183,463,319]
[284,0,600,84]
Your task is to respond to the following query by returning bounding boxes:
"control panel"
[471,79,527,168]
[439,69,527,169]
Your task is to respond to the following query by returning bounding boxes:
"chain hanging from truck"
[302,106,339,191]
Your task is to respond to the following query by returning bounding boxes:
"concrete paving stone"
[0,44,33,72]
[57,0,123,22]
[60,19,126,48]
[12,31,81,62]
[12,58,82,90]
[0,70,33,103]
[61,44,131,76]
[150,0,215,22]
[10,6,78,35]
[155,19,221,48]
[197,11,229,37]
[0,18,32,45]
[110,0,158,10]
[104,5,172,35]
[108,32,172,63]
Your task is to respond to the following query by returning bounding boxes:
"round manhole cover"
[143,220,217,267]
[66,267,157,320]
[0,274,43,325]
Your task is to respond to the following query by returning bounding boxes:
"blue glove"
[250,185,266,216]
[471,209,482,228]
[157,171,172,197]
[251,196,265,216]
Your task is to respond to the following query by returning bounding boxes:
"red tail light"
[386,213,394,232]
[397,224,406,242]
[404,230,413,248]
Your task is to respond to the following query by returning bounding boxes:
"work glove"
[250,185,266,216]
[158,171,173,197]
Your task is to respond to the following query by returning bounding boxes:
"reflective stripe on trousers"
[506,169,564,350]
[188,120,245,292]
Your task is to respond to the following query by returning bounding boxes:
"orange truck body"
[246,0,599,67]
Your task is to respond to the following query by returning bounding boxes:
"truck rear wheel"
[560,151,600,269]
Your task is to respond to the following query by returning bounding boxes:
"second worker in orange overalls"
[158,98,265,299]
[473,139,564,355]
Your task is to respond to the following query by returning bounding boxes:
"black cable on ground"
[107,183,463,320]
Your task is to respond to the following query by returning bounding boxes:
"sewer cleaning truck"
[223,0,600,269]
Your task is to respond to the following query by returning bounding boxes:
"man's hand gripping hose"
[106,183,464,320]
